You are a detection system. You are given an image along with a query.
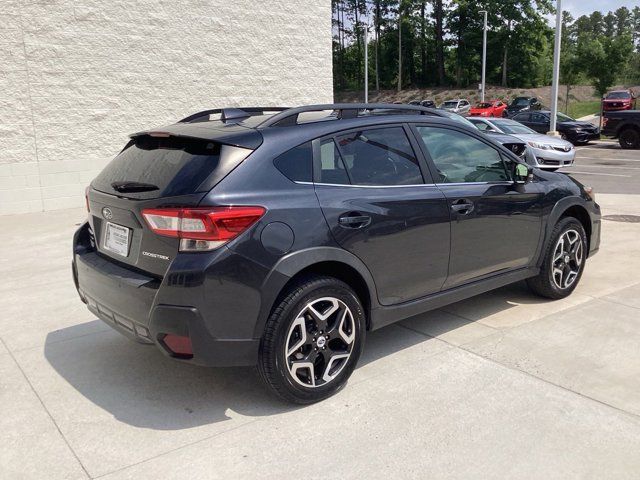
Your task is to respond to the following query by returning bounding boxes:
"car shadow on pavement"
[43,281,544,431]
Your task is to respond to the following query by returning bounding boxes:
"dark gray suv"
[73,104,601,403]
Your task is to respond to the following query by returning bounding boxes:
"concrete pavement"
[2,189,640,478]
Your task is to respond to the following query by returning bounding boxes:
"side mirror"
[514,163,532,184]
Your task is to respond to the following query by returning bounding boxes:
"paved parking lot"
[2,144,640,479]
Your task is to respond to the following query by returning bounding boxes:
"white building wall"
[0,0,333,215]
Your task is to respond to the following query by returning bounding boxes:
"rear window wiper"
[111,181,159,193]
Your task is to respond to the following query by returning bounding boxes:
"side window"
[273,142,312,182]
[472,121,490,131]
[530,113,546,123]
[415,126,509,184]
[334,127,423,186]
[318,139,350,185]
[514,112,530,122]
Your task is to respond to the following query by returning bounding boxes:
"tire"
[619,128,640,149]
[258,275,366,404]
[527,217,587,299]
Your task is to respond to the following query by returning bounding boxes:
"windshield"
[510,97,530,107]
[556,112,574,122]
[491,120,536,134]
[606,91,631,99]
[475,103,492,109]
[437,109,477,128]
[442,101,459,108]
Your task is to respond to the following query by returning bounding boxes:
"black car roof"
[130,104,475,150]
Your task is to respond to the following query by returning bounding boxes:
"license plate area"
[103,222,131,257]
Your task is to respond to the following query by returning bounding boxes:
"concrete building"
[0,0,333,215]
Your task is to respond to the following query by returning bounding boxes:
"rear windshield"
[93,136,223,199]
[475,103,492,109]
[511,97,530,106]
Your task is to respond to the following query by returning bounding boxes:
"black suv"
[506,96,542,117]
[73,104,601,404]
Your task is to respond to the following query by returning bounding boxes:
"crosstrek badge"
[142,251,170,261]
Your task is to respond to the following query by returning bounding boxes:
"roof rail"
[256,103,440,128]
[178,107,291,124]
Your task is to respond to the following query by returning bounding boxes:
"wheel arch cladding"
[559,205,592,251]
[255,249,378,337]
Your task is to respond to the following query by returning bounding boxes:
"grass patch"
[565,100,601,119]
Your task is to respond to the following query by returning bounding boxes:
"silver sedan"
[468,117,576,171]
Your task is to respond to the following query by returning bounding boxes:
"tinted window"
[93,135,226,199]
[530,113,548,123]
[273,142,312,182]
[416,126,508,183]
[318,139,350,184]
[513,112,531,122]
[335,127,423,186]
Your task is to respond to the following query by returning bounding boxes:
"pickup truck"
[602,110,640,149]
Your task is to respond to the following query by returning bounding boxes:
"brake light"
[142,206,265,251]
[85,186,90,213]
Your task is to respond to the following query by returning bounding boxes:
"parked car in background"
[469,100,507,117]
[409,100,436,108]
[602,90,636,112]
[602,110,640,149]
[439,99,471,116]
[506,96,542,117]
[468,117,575,171]
[71,103,602,404]
[512,110,600,144]
[436,109,527,159]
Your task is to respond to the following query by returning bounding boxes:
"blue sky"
[561,0,640,18]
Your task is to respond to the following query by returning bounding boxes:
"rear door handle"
[451,199,474,215]
[339,213,372,229]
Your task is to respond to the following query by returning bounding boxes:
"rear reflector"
[142,206,265,251]
[161,334,193,357]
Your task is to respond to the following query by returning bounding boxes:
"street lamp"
[479,10,487,103]
[364,24,369,103]
[549,0,562,136]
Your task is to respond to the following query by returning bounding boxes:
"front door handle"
[339,213,372,229]
[451,199,474,215]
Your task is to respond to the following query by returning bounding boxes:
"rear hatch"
[88,130,258,277]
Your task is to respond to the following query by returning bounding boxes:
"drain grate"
[602,214,640,223]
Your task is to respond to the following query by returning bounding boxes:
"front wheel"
[258,276,365,404]
[527,217,587,299]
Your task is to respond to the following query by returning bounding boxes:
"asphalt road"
[560,140,640,195]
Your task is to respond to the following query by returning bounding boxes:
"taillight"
[85,186,90,213]
[142,206,265,251]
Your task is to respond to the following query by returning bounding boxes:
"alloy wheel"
[551,229,583,289]
[284,297,356,388]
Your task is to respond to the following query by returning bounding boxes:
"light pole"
[549,0,562,136]
[364,25,369,103]
[479,10,487,103]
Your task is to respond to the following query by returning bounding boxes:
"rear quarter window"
[273,142,312,182]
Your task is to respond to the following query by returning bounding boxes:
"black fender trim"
[537,196,598,266]
[252,247,379,338]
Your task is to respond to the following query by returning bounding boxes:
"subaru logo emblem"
[102,207,113,220]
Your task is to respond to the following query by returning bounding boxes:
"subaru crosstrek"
[73,104,601,404]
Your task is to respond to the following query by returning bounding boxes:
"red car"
[602,90,636,112]
[469,100,507,117]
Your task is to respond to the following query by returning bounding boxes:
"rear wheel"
[619,128,640,149]
[527,217,587,299]
[258,276,365,404]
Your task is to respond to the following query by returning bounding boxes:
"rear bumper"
[73,222,263,367]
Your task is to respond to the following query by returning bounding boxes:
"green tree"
[578,34,634,96]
